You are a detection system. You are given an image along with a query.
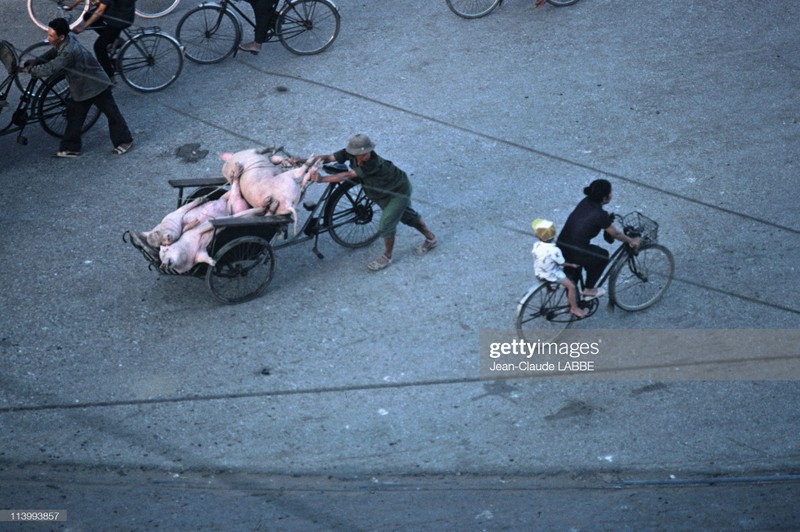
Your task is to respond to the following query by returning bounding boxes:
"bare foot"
[570,307,587,319]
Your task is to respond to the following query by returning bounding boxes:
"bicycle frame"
[271,180,352,258]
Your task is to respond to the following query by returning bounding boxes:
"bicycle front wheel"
[135,0,181,18]
[609,244,674,311]
[323,182,380,248]
[515,282,574,343]
[28,0,88,30]
[118,32,184,92]
[277,0,340,55]
[176,5,240,64]
[37,73,100,138]
[445,0,501,19]
[547,0,579,6]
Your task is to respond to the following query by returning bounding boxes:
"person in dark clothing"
[24,18,133,157]
[557,179,640,298]
[68,0,136,81]
[238,0,280,54]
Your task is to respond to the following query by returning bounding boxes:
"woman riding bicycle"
[557,178,641,298]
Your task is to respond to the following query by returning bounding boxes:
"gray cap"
[345,134,375,155]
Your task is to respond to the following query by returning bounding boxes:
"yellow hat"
[532,218,556,241]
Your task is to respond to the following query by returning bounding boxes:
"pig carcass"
[142,196,206,248]
[181,195,233,232]
[221,148,287,184]
[159,207,265,273]
[221,153,319,234]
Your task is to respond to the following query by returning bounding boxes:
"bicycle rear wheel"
[118,32,184,92]
[324,182,380,248]
[445,0,501,19]
[515,282,573,343]
[277,0,340,55]
[135,0,181,18]
[207,236,275,304]
[609,244,674,311]
[547,0,579,6]
[37,73,100,138]
[176,5,240,64]
[28,0,88,30]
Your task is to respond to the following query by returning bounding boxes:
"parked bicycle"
[28,0,182,31]
[447,0,578,19]
[176,0,340,63]
[0,40,99,144]
[18,25,184,93]
[515,212,674,342]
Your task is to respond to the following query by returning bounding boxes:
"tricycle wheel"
[206,236,275,304]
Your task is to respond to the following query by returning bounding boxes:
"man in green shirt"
[312,134,438,271]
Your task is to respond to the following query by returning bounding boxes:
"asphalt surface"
[1,0,799,530]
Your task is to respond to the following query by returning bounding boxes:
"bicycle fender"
[516,281,546,309]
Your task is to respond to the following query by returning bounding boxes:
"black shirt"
[557,197,613,250]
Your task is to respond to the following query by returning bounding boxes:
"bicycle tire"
[445,0,501,19]
[515,281,574,343]
[15,41,50,92]
[37,73,100,138]
[176,5,241,64]
[323,182,380,248]
[135,0,181,18]
[206,236,275,304]
[28,0,89,30]
[547,0,579,6]
[277,0,340,55]
[118,32,184,92]
[609,244,674,312]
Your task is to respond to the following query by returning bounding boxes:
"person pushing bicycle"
[307,134,438,271]
[23,18,133,157]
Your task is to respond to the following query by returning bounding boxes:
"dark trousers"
[561,243,609,289]
[61,89,132,153]
[92,24,124,79]
[247,0,280,43]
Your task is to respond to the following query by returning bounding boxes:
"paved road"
[1,0,799,529]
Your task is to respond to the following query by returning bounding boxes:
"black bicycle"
[515,212,674,342]
[18,25,184,93]
[176,0,340,63]
[0,40,99,144]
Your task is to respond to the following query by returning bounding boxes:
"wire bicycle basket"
[621,211,658,243]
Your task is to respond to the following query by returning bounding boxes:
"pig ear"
[220,152,233,161]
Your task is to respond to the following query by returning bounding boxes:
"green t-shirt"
[334,149,411,202]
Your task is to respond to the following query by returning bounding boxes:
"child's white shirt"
[532,241,566,282]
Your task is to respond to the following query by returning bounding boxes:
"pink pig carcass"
[221,153,319,234]
[142,196,206,248]
[221,148,286,184]
[159,206,265,273]
[181,196,232,231]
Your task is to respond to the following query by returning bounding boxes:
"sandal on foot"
[414,236,438,256]
[238,43,261,55]
[367,255,392,271]
[113,142,132,155]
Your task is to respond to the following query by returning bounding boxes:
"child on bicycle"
[532,218,586,318]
